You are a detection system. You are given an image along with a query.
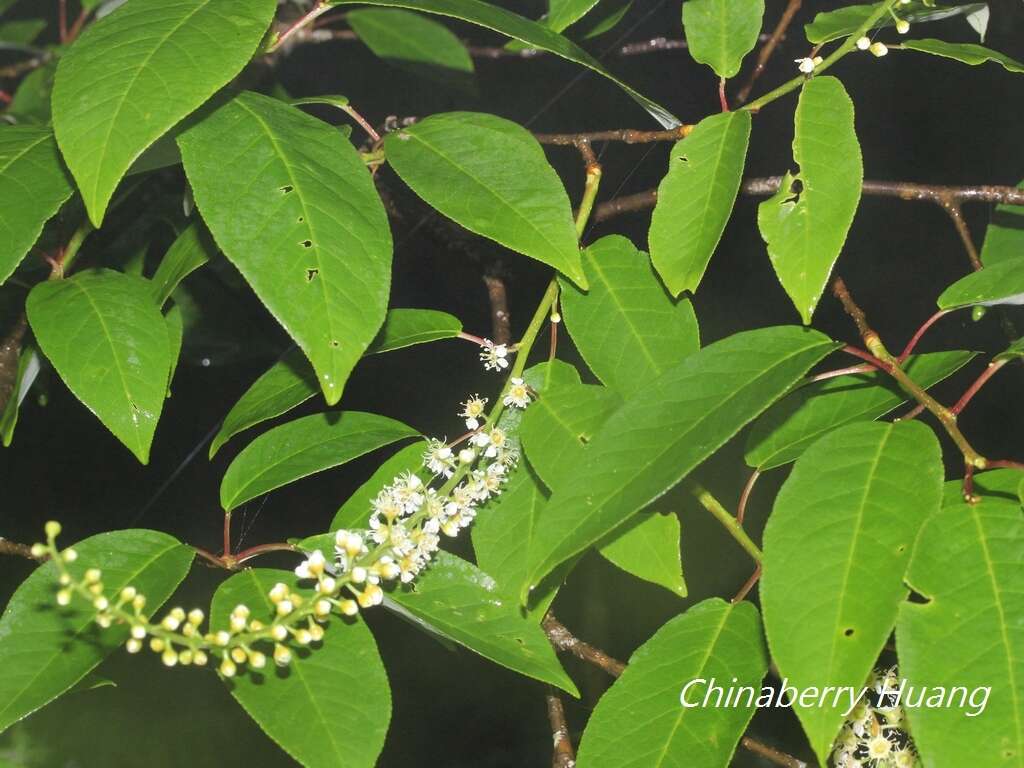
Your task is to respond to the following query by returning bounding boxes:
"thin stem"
[268,3,331,53]
[743,1,897,113]
[737,469,760,527]
[740,737,808,768]
[807,363,876,383]
[457,331,488,346]
[841,345,891,373]
[482,274,512,346]
[718,78,730,112]
[233,542,300,566]
[546,689,576,768]
[341,105,381,143]
[535,125,691,146]
[685,481,762,564]
[950,359,1008,416]
[58,0,68,44]
[223,512,232,559]
[574,140,602,239]
[736,0,803,104]
[0,537,46,561]
[592,177,1024,223]
[898,309,950,362]
[542,612,626,677]
[939,196,982,271]
[732,564,762,604]
[832,278,986,469]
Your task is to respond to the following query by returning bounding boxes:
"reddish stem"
[950,359,1007,415]
[807,363,876,384]
[898,309,950,363]
[841,345,891,372]
[718,78,730,112]
[194,547,225,568]
[900,402,927,421]
[457,331,488,346]
[737,469,760,527]
[223,512,232,558]
[234,542,299,566]
[732,564,762,603]
[58,0,68,43]
[982,459,1024,472]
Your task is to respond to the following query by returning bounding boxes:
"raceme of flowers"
[831,666,920,768]
[796,2,911,74]
[34,343,534,679]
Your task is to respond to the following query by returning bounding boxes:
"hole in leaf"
[297,216,305,223]
[301,240,313,248]
[907,590,931,605]
[896,543,907,554]
[306,269,319,282]
[329,340,340,348]
[843,628,855,638]
[280,185,294,194]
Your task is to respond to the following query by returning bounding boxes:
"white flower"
[294,550,326,579]
[795,57,820,73]
[856,36,871,50]
[423,439,456,477]
[867,735,892,759]
[502,378,532,408]
[470,427,507,458]
[479,339,510,371]
[460,395,488,429]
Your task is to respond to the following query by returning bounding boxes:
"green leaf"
[745,350,976,471]
[0,19,46,44]
[329,0,679,128]
[805,2,987,44]
[981,180,1024,267]
[386,551,577,695]
[761,420,943,763]
[575,0,633,40]
[329,440,429,531]
[0,346,38,447]
[0,126,74,285]
[150,221,215,307]
[347,8,475,92]
[559,235,700,395]
[937,257,1024,309]
[520,379,622,490]
[998,337,1024,363]
[27,270,171,463]
[897,496,1024,768]
[471,465,560,616]
[681,0,764,79]
[758,76,863,324]
[179,91,393,406]
[219,411,418,511]
[366,308,462,354]
[208,348,318,459]
[899,38,1024,73]
[0,529,193,733]
[211,569,390,768]
[648,111,751,296]
[525,326,837,601]
[598,512,686,598]
[518,375,684,596]
[165,303,183,395]
[51,0,276,226]
[546,0,601,31]
[575,599,768,767]
[6,61,56,124]
[385,112,586,287]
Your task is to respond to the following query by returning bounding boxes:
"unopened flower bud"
[896,19,910,34]
[56,589,72,606]
[856,36,871,50]
[44,521,61,539]
[273,644,292,667]
[220,657,237,677]
[271,624,288,641]
[231,647,248,664]
[126,638,142,654]
[870,42,888,57]
[30,543,47,559]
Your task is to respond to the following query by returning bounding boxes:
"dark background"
[2,1,1023,765]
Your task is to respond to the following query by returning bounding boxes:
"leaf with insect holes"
[559,235,700,396]
[761,420,943,763]
[51,0,276,226]
[0,529,193,733]
[178,91,393,406]
[219,411,418,511]
[937,257,1024,309]
[681,0,764,79]
[896,485,1024,768]
[899,39,1024,73]
[649,111,751,296]
[329,0,679,128]
[212,569,390,768]
[524,326,837,602]
[385,112,586,288]
[758,76,862,325]
[575,599,767,767]
[27,270,171,463]
[0,126,74,285]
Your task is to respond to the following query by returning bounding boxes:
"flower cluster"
[36,368,536,680]
[831,667,920,768]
